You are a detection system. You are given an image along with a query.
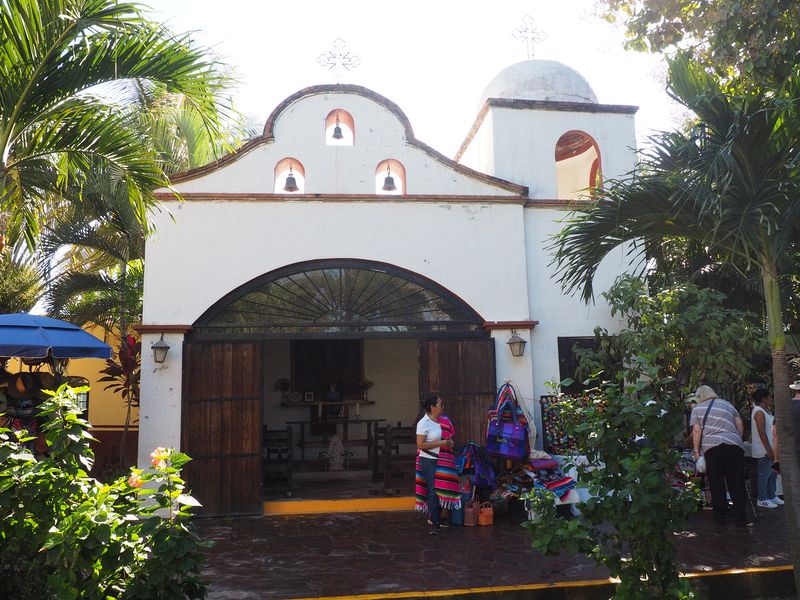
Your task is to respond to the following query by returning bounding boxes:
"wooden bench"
[381,424,418,494]
[263,427,293,496]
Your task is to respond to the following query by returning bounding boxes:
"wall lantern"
[152,334,170,364]
[507,330,527,357]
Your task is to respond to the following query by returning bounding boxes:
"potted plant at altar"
[274,378,291,401]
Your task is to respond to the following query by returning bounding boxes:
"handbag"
[485,399,527,460]
[464,489,480,527]
[478,501,494,526]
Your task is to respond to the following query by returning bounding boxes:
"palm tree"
[0,242,43,313]
[550,55,800,584]
[0,0,230,249]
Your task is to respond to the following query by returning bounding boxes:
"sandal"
[427,519,449,528]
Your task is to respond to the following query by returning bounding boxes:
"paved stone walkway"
[196,506,793,599]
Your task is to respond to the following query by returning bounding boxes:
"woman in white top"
[416,394,454,535]
[751,388,782,508]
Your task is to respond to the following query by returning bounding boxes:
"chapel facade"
[138,59,637,515]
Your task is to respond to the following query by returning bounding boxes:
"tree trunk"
[118,261,129,466]
[762,265,800,592]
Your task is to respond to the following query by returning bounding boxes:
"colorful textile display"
[415,415,462,513]
[456,442,496,489]
[540,394,600,454]
[524,458,559,471]
[485,383,530,460]
[486,399,528,460]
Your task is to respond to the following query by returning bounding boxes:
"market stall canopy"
[0,313,112,359]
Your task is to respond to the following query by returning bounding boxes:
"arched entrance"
[181,260,496,515]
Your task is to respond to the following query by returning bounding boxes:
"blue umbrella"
[0,313,112,359]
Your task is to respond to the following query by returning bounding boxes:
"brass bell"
[382,165,396,192]
[332,115,344,140]
[283,165,299,192]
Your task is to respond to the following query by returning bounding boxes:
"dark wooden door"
[418,339,496,446]
[182,342,262,516]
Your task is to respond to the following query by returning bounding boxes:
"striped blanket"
[415,415,462,513]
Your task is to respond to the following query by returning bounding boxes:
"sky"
[147,0,687,157]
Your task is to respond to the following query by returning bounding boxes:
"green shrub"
[524,371,700,599]
[0,384,208,599]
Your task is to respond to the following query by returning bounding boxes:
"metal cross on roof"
[512,15,545,59]
[317,38,361,84]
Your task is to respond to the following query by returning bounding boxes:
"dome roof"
[480,59,598,105]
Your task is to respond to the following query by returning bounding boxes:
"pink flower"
[128,473,143,488]
[150,447,171,469]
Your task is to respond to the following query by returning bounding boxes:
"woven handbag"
[478,502,494,526]
[464,490,480,527]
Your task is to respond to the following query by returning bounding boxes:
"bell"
[382,165,396,192]
[332,116,344,140]
[283,166,299,192]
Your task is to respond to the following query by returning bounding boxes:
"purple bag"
[485,401,527,460]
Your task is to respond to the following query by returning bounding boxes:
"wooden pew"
[381,424,418,494]
[262,427,293,496]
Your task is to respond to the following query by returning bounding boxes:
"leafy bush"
[524,371,700,599]
[0,384,208,599]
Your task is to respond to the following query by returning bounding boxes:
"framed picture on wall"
[303,391,315,403]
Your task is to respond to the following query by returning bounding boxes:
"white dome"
[480,59,598,105]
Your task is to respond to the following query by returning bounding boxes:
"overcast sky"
[147,0,686,156]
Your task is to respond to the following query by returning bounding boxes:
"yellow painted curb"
[263,496,415,515]
[292,565,793,600]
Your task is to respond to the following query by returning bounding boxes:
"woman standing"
[415,394,454,535]
[691,385,749,526]
[750,389,782,508]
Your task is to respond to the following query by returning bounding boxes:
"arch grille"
[195,262,485,338]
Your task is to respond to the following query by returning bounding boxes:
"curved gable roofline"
[168,85,528,195]
[263,84,415,140]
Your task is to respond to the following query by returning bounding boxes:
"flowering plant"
[0,384,208,599]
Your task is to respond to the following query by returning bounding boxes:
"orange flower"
[128,473,143,488]
[150,447,171,469]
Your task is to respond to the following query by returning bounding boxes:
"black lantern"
[152,333,170,364]
[283,165,299,192]
[382,165,396,191]
[507,330,527,357]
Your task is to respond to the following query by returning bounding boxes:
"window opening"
[375,159,405,195]
[325,110,355,146]
[555,131,601,200]
[274,158,305,193]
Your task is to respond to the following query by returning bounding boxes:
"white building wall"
[523,207,628,407]
[142,200,529,326]
[460,107,636,200]
[171,93,516,197]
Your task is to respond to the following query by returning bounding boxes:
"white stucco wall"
[139,79,638,465]
[523,206,628,399]
[143,199,529,325]
[170,92,517,198]
[460,106,636,199]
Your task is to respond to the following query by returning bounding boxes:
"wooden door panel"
[182,342,262,516]
[419,339,496,445]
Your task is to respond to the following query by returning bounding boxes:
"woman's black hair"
[751,388,769,405]
[420,394,440,414]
